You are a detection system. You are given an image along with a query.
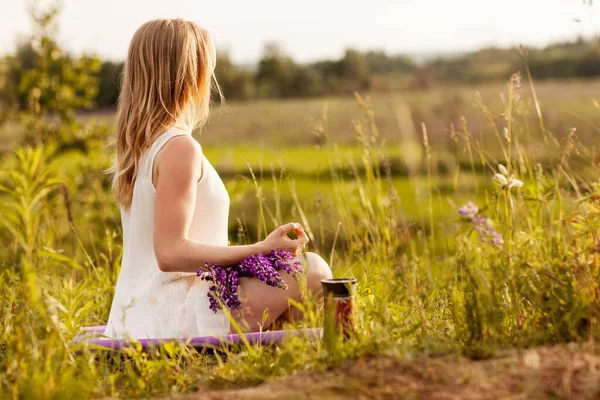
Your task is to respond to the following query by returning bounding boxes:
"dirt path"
[155,344,600,400]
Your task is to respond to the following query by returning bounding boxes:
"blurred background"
[0,0,599,238]
[1,1,599,146]
[3,4,600,396]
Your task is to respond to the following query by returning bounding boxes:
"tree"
[340,49,370,88]
[312,49,371,93]
[214,52,254,100]
[255,43,299,97]
[364,51,416,75]
[96,61,123,109]
[0,0,100,144]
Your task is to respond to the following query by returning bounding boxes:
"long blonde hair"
[112,18,218,208]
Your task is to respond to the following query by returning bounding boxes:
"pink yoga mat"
[75,325,322,350]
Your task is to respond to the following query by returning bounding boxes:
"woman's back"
[107,18,321,339]
[104,128,230,339]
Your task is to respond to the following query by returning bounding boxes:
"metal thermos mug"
[321,278,357,350]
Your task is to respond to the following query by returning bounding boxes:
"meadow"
[2,74,600,398]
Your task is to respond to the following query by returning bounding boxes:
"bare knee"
[302,252,332,293]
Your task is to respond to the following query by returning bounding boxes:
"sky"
[0,0,598,64]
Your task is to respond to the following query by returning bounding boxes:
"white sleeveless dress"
[104,128,231,339]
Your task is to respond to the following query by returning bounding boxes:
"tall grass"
[1,73,599,398]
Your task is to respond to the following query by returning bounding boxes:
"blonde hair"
[112,18,219,208]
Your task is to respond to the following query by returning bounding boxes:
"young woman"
[104,19,332,340]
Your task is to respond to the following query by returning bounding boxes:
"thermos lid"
[321,278,357,298]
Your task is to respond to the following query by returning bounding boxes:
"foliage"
[427,39,600,85]
[213,52,254,101]
[87,37,600,106]
[95,61,122,109]
[255,43,324,98]
[2,5,600,399]
[2,68,600,397]
[0,0,100,145]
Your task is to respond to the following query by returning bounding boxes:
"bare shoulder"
[155,135,203,180]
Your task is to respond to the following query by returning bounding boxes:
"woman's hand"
[256,222,309,256]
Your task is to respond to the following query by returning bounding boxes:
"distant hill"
[55,37,600,107]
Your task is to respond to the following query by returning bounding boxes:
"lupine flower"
[472,215,504,247]
[458,202,504,247]
[493,164,523,191]
[197,249,303,313]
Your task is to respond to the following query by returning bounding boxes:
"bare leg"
[280,252,332,322]
[229,252,332,333]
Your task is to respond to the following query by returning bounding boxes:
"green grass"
[204,144,404,175]
[1,78,600,399]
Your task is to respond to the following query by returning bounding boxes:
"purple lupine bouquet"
[197,249,303,312]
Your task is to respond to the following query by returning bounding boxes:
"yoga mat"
[75,325,322,350]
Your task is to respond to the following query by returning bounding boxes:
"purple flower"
[458,202,479,219]
[491,231,504,247]
[458,202,504,248]
[197,249,303,313]
[510,72,522,89]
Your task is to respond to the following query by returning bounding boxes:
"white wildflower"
[508,179,523,189]
[493,173,508,187]
[493,165,523,191]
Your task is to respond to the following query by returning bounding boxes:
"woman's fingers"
[291,236,308,249]
[277,222,299,235]
[269,223,308,255]
[293,225,308,242]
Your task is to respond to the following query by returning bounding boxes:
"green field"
[201,79,600,145]
[14,78,595,151]
[17,78,590,238]
[2,77,600,398]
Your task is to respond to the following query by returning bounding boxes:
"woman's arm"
[152,135,307,273]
